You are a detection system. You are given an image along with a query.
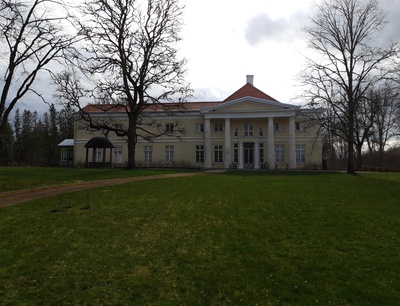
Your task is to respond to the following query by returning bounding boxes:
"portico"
[201,101,298,170]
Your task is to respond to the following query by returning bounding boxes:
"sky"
[10,0,400,114]
[180,0,400,104]
[180,0,314,104]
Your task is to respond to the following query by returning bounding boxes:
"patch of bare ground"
[0,172,205,208]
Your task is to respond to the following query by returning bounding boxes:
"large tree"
[61,0,190,170]
[0,0,76,160]
[301,0,400,174]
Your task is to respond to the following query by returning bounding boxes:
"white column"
[254,141,260,169]
[289,117,296,169]
[238,142,244,169]
[224,118,231,169]
[268,117,275,169]
[204,119,212,169]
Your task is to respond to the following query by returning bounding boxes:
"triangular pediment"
[201,97,297,114]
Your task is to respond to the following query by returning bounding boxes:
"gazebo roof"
[84,137,114,148]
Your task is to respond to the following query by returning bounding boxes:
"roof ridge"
[223,83,277,102]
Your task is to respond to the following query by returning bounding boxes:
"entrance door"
[244,142,254,168]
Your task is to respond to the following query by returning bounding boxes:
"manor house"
[73,76,323,169]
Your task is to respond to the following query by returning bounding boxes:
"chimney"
[246,75,254,85]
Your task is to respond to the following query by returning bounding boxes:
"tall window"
[259,143,264,163]
[165,145,174,163]
[296,144,306,163]
[214,145,223,163]
[296,122,305,131]
[195,123,204,133]
[275,122,284,132]
[233,128,239,137]
[61,149,68,161]
[94,148,103,162]
[195,145,204,163]
[259,128,264,137]
[233,143,239,163]
[244,123,253,136]
[214,123,223,132]
[114,146,123,164]
[144,145,153,163]
[233,143,238,163]
[165,123,174,133]
[275,144,285,163]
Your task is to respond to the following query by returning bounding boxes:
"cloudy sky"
[180,0,400,104]
[13,0,400,113]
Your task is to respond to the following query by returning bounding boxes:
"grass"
[0,167,192,193]
[1,170,400,304]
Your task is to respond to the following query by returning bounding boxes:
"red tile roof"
[81,101,224,113]
[81,82,278,113]
[223,83,277,102]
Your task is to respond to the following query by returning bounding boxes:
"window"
[233,143,238,163]
[165,123,174,133]
[61,149,68,161]
[296,144,306,163]
[214,123,223,132]
[114,146,123,164]
[244,123,254,136]
[275,122,284,132]
[259,143,264,163]
[296,122,305,131]
[259,128,264,137]
[275,145,285,163]
[94,148,103,162]
[165,145,174,163]
[214,145,223,163]
[233,128,239,137]
[144,145,153,163]
[195,123,204,133]
[195,145,204,163]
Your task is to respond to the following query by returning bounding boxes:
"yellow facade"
[74,96,323,170]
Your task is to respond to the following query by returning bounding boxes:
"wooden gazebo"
[84,137,114,168]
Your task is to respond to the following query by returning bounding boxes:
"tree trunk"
[347,106,356,174]
[356,144,363,170]
[126,114,137,170]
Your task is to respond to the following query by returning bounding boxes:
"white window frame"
[296,144,306,163]
[195,145,204,163]
[94,148,103,162]
[61,149,68,161]
[295,122,305,131]
[165,123,174,133]
[144,145,153,163]
[195,123,204,133]
[259,143,264,163]
[214,145,223,163]
[275,144,285,163]
[275,122,284,132]
[244,123,254,136]
[233,143,238,163]
[165,145,174,163]
[214,123,223,132]
[114,146,123,164]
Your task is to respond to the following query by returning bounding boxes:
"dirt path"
[0,172,206,208]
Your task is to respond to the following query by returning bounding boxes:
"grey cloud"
[245,11,307,46]
[380,0,400,41]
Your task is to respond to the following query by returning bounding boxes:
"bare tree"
[0,0,76,158]
[63,0,190,170]
[366,84,400,166]
[301,0,400,174]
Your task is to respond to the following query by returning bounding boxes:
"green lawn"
[0,167,191,192]
[1,170,400,304]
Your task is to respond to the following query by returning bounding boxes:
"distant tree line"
[0,104,74,166]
